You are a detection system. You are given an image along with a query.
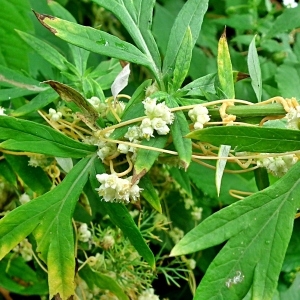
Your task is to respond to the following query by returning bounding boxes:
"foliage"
[0,0,300,299]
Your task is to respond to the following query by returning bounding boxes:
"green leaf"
[0,256,48,295]
[179,73,216,97]
[11,89,58,117]
[134,135,168,175]
[171,162,300,299]
[4,155,52,194]
[247,36,262,102]
[139,174,162,213]
[79,265,129,300]
[172,27,193,91]
[0,88,39,102]
[162,0,209,76]
[187,126,300,153]
[92,0,161,75]
[265,5,300,39]
[0,116,97,158]
[169,167,192,197]
[17,30,70,72]
[89,159,155,268]
[166,97,192,169]
[0,157,94,299]
[216,145,231,197]
[217,30,235,99]
[34,12,152,72]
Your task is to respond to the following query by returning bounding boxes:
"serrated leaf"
[172,27,193,91]
[162,0,209,76]
[218,30,235,99]
[216,145,231,197]
[171,162,300,299]
[248,36,262,102]
[89,159,155,268]
[139,174,161,213]
[187,126,300,153]
[34,12,152,72]
[166,97,192,169]
[0,157,94,299]
[0,116,97,158]
[79,265,128,300]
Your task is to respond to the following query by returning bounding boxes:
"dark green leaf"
[140,174,161,213]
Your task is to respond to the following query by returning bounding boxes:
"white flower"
[138,288,159,300]
[78,223,92,243]
[97,143,117,161]
[151,118,170,135]
[283,0,298,8]
[49,108,62,121]
[169,227,184,244]
[19,193,31,205]
[286,105,300,129]
[186,258,196,270]
[191,207,203,221]
[188,105,210,129]
[143,97,157,116]
[140,118,154,140]
[124,126,142,141]
[87,96,101,109]
[0,107,7,116]
[118,143,130,154]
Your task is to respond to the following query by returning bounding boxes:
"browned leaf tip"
[221,27,227,39]
[32,10,57,34]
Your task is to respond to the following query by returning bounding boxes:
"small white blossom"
[124,126,142,142]
[0,107,7,116]
[49,108,62,121]
[118,143,130,154]
[143,97,157,116]
[97,143,117,161]
[257,154,298,177]
[188,105,210,129]
[138,288,159,300]
[151,118,170,135]
[191,207,203,221]
[13,239,32,261]
[19,193,31,205]
[286,105,300,129]
[78,223,92,243]
[101,234,115,250]
[283,0,298,8]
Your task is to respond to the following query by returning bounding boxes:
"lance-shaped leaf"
[92,0,161,73]
[111,63,130,101]
[162,0,209,76]
[171,162,300,299]
[218,30,235,99]
[216,145,231,197]
[89,159,155,268]
[172,27,193,92]
[187,126,300,153]
[0,116,97,158]
[34,12,152,71]
[0,157,94,299]
[248,36,262,102]
[166,96,192,169]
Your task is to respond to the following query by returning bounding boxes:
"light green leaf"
[11,89,58,117]
[79,265,128,300]
[171,162,300,299]
[134,135,168,175]
[187,126,300,153]
[0,116,97,158]
[0,88,39,102]
[34,12,152,72]
[162,0,209,76]
[17,30,70,72]
[0,157,94,299]
[216,145,231,197]
[218,30,235,99]
[248,36,262,102]
[139,174,162,213]
[180,73,216,97]
[172,27,193,91]
[166,96,192,169]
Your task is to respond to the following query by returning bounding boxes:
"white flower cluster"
[283,0,298,8]
[49,108,62,121]
[0,106,7,116]
[19,193,31,205]
[96,173,141,203]
[188,105,210,129]
[285,105,300,129]
[257,154,298,177]
[138,288,160,300]
[140,97,174,140]
[13,238,32,261]
[78,223,92,243]
[118,125,142,154]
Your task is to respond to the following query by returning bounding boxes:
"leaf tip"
[32,11,57,34]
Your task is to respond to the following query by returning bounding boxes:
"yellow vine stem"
[106,94,132,123]
[295,212,300,219]
[109,153,133,177]
[31,249,48,273]
[0,149,35,156]
[229,190,253,200]
[0,155,5,161]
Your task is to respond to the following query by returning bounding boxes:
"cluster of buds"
[140,97,174,140]
[138,288,159,300]
[48,108,62,121]
[96,173,141,203]
[118,126,142,154]
[78,223,92,243]
[188,105,210,129]
[256,154,298,177]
